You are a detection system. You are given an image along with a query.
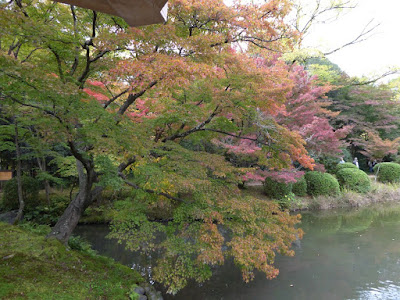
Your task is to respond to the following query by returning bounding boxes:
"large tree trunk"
[47,160,102,244]
[13,120,24,225]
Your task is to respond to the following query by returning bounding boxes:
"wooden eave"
[53,0,168,27]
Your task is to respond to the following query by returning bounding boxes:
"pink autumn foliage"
[272,63,348,156]
[87,80,106,89]
[242,172,266,182]
[127,99,151,121]
[263,170,305,183]
[299,117,351,156]
[83,88,109,102]
[243,169,305,184]
[215,136,261,154]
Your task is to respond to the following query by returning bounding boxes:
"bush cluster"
[24,194,70,225]
[336,162,357,173]
[304,171,340,196]
[1,176,40,211]
[263,177,292,199]
[373,162,400,183]
[292,176,307,197]
[336,168,371,193]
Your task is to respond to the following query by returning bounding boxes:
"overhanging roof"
[53,0,168,27]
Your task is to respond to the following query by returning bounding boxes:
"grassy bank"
[243,180,400,211]
[0,222,142,299]
[295,180,400,211]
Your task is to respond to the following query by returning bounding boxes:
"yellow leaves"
[197,222,224,265]
[218,195,302,282]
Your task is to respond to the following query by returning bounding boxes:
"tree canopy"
[1,0,400,294]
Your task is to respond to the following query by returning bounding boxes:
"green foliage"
[281,48,323,65]
[49,156,78,179]
[263,177,293,199]
[17,222,51,236]
[317,150,351,174]
[373,162,400,183]
[336,168,371,193]
[305,171,340,196]
[94,155,124,190]
[24,194,70,225]
[129,284,140,300]
[276,192,300,209]
[336,162,357,173]
[68,235,97,256]
[292,176,307,197]
[317,155,340,174]
[2,176,40,211]
[35,171,64,187]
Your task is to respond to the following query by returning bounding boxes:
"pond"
[74,203,400,300]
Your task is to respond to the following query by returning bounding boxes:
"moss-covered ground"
[0,222,142,299]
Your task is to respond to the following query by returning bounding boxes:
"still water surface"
[75,204,400,300]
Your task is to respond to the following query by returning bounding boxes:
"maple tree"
[327,83,399,160]
[5,0,397,293]
[0,0,311,292]
[357,131,400,162]
[274,63,350,158]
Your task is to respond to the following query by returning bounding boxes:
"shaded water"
[75,204,400,300]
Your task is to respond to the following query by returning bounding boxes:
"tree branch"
[324,19,380,56]
[69,5,79,76]
[162,105,221,142]
[21,47,41,63]
[118,157,137,172]
[117,80,158,116]
[118,171,188,204]
[346,69,400,87]
[1,93,64,124]
[103,88,130,109]
[49,46,65,82]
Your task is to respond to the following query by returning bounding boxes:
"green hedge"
[1,176,40,211]
[336,168,371,193]
[292,176,307,197]
[373,162,400,183]
[336,162,357,173]
[304,171,340,196]
[263,177,292,199]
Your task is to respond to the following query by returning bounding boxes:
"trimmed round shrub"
[1,176,40,211]
[304,171,340,196]
[336,168,371,193]
[373,162,400,183]
[336,162,357,173]
[264,177,292,199]
[292,176,307,197]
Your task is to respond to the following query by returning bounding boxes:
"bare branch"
[346,69,400,87]
[324,19,380,56]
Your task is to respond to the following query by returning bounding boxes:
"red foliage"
[274,64,346,156]
[83,88,109,102]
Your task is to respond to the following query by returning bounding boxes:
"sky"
[303,0,400,80]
